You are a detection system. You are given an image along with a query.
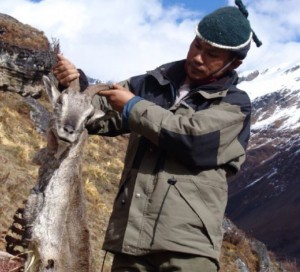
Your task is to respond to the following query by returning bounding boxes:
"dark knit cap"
[196,0,261,59]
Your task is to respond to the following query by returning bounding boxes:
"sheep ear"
[42,75,61,106]
[86,109,117,127]
[86,109,106,126]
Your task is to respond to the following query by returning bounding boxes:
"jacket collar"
[147,60,186,89]
[147,59,239,95]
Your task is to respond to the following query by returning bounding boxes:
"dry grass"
[220,225,297,272]
[0,92,42,256]
[0,90,295,271]
[280,261,299,272]
[0,14,50,51]
[268,251,299,272]
[220,240,259,272]
[0,90,126,271]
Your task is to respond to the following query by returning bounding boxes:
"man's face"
[185,37,235,85]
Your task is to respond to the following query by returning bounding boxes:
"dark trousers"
[111,252,218,272]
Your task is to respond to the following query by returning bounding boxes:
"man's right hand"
[52,54,80,87]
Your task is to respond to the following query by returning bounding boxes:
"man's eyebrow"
[195,39,214,49]
[193,38,199,44]
[195,38,223,54]
[205,45,223,54]
[206,47,219,53]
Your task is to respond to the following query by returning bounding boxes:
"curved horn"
[84,83,113,97]
[68,77,81,93]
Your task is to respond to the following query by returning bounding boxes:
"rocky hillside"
[0,13,58,98]
[0,12,296,272]
[227,63,300,267]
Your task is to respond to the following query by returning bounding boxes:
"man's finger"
[54,73,79,87]
[98,89,114,96]
[53,61,76,71]
[56,53,68,62]
[111,84,124,90]
[53,68,79,78]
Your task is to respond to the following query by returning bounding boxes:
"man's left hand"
[98,84,135,112]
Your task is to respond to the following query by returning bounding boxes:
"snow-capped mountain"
[226,62,300,262]
[239,62,300,131]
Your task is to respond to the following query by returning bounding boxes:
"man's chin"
[187,75,213,86]
[187,69,207,81]
[185,64,208,85]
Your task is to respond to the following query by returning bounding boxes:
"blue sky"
[2,0,300,81]
[162,0,228,13]
[29,0,228,12]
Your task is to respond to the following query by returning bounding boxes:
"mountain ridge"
[227,61,300,265]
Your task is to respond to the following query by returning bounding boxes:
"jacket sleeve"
[86,80,131,136]
[127,91,251,171]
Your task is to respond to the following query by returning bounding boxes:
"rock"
[223,217,246,245]
[0,13,59,97]
[251,239,276,272]
[235,258,250,272]
[25,96,51,134]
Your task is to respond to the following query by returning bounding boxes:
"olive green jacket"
[87,60,251,264]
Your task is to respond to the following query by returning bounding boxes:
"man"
[53,1,261,271]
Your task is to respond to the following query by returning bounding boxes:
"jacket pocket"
[173,177,227,250]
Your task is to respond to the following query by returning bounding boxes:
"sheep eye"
[56,96,63,105]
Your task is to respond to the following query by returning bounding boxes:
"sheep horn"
[85,83,113,97]
[68,77,81,93]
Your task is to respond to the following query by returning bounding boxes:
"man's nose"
[193,53,204,64]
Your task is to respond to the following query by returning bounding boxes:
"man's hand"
[53,54,80,87]
[98,84,135,112]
